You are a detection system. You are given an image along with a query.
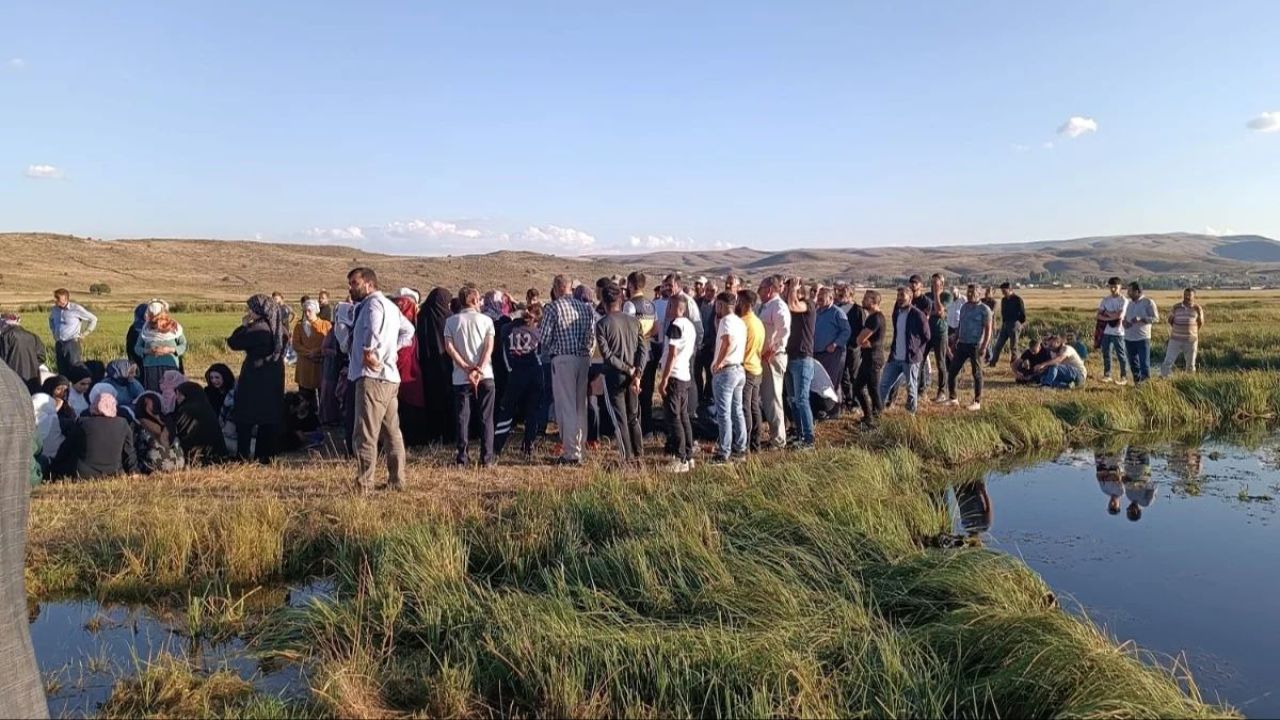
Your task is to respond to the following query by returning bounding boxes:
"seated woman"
[64,365,93,416]
[159,369,188,414]
[203,363,238,451]
[132,392,185,474]
[279,391,323,453]
[172,381,229,465]
[64,392,137,479]
[102,359,146,407]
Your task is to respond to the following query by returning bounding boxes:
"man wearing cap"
[0,313,47,394]
[987,282,1025,367]
[48,288,97,372]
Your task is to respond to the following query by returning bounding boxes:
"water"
[30,579,331,718]
[953,437,1280,716]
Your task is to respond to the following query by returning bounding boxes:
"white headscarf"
[32,393,64,459]
[334,302,355,354]
[301,299,321,337]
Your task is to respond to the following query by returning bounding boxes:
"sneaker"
[730,452,748,464]
[946,398,960,407]
[933,393,948,404]
[967,401,982,412]
[666,459,690,473]
[1114,378,1128,386]
[687,458,697,470]
[710,455,731,465]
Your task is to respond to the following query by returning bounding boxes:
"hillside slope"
[0,232,1275,304]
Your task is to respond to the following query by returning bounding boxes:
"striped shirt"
[1169,303,1203,341]
[541,296,595,358]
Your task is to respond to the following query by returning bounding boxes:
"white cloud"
[24,164,62,179]
[1246,112,1280,133]
[384,219,483,240]
[1205,225,1236,237]
[510,224,597,252]
[1057,116,1098,139]
[303,225,365,242]
[6,58,24,70]
[623,234,737,253]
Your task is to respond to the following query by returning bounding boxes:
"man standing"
[1122,282,1159,383]
[658,296,696,473]
[710,291,748,463]
[1161,288,1204,377]
[624,272,660,435]
[347,267,414,494]
[49,288,97,372]
[907,275,936,400]
[945,284,993,411]
[542,274,595,465]
[879,286,930,415]
[596,283,648,462]
[444,286,497,467]
[926,273,951,403]
[850,290,886,428]
[987,282,1025,366]
[813,286,851,408]
[317,289,334,323]
[757,275,792,449]
[737,289,765,454]
[1096,277,1129,385]
[0,313,47,393]
[842,291,866,411]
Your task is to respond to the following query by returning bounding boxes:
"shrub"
[88,282,112,295]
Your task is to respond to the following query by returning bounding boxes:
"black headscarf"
[173,381,227,463]
[133,391,173,446]
[418,287,452,359]
[247,294,289,362]
[204,363,235,412]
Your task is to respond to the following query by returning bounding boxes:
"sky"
[2,0,1279,256]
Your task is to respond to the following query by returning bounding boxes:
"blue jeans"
[1040,364,1083,388]
[1125,338,1151,383]
[712,365,746,457]
[879,359,920,414]
[1100,334,1128,379]
[785,357,816,445]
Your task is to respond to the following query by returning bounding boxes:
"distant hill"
[0,231,1276,304]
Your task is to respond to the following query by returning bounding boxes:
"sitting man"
[1065,331,1089,361]
[1011,336,1052,384]
[1033,335,1087,389]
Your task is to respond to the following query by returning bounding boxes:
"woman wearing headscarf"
[87,383,132,423]
[204,364,235,417]
[416,287,455,445]
[132,391,184,474]
[226,294,287,463]
[134,300,187,392]
[64,365,92,417]
[41,376,76,422]
[126,303,148,369]
[319,302,352,429]
[290,298,331,412]
[158,370,188,414]
[391,295,426,446]
[483,289,513,408]
[32,393,64,478]
[103,359,145,407]
[172,381,228,465]
[64,392,137,479]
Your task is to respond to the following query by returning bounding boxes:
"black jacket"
[890,304,932,364]
[227,321,286,426]
[0,324,46,393]
[1000,294,1027,326]
[596,313,649,377]
[67,415,137,479]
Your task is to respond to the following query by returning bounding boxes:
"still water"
[953,437,1280,716]
[30,579,330,718]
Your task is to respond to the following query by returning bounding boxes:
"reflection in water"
[960,436,1280,716]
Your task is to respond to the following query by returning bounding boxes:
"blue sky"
[3,0,1278,255]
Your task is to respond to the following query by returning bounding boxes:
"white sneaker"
[946,399,960,407]
[967,401,982,411]
[1101,375,1113,383]
[667,459,690,473]
[1114,378,1128,386]
[933,393,948,404]
[687,458,696,470]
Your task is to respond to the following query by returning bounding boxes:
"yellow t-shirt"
[743,312,765,376]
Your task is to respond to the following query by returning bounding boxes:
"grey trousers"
[760,353,788,448]
[352,377,407,490]
[552,355,591,461]
[0,365,47,718]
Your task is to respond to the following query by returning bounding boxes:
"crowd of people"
[0,269,1206,489]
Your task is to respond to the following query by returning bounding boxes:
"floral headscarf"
[247,293,290,362]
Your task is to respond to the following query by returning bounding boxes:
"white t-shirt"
[947,298,964,329]
[663,317,696,382]
[1059,345,1087,379]
[715,314,746,367]
[1123,296,1159,342]
[1098,295,1128,337]
[443,309,495,385]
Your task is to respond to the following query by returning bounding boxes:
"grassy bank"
[29,372,1276,717]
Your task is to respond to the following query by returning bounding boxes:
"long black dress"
[226,320,285,462]
[416,288,455,446]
